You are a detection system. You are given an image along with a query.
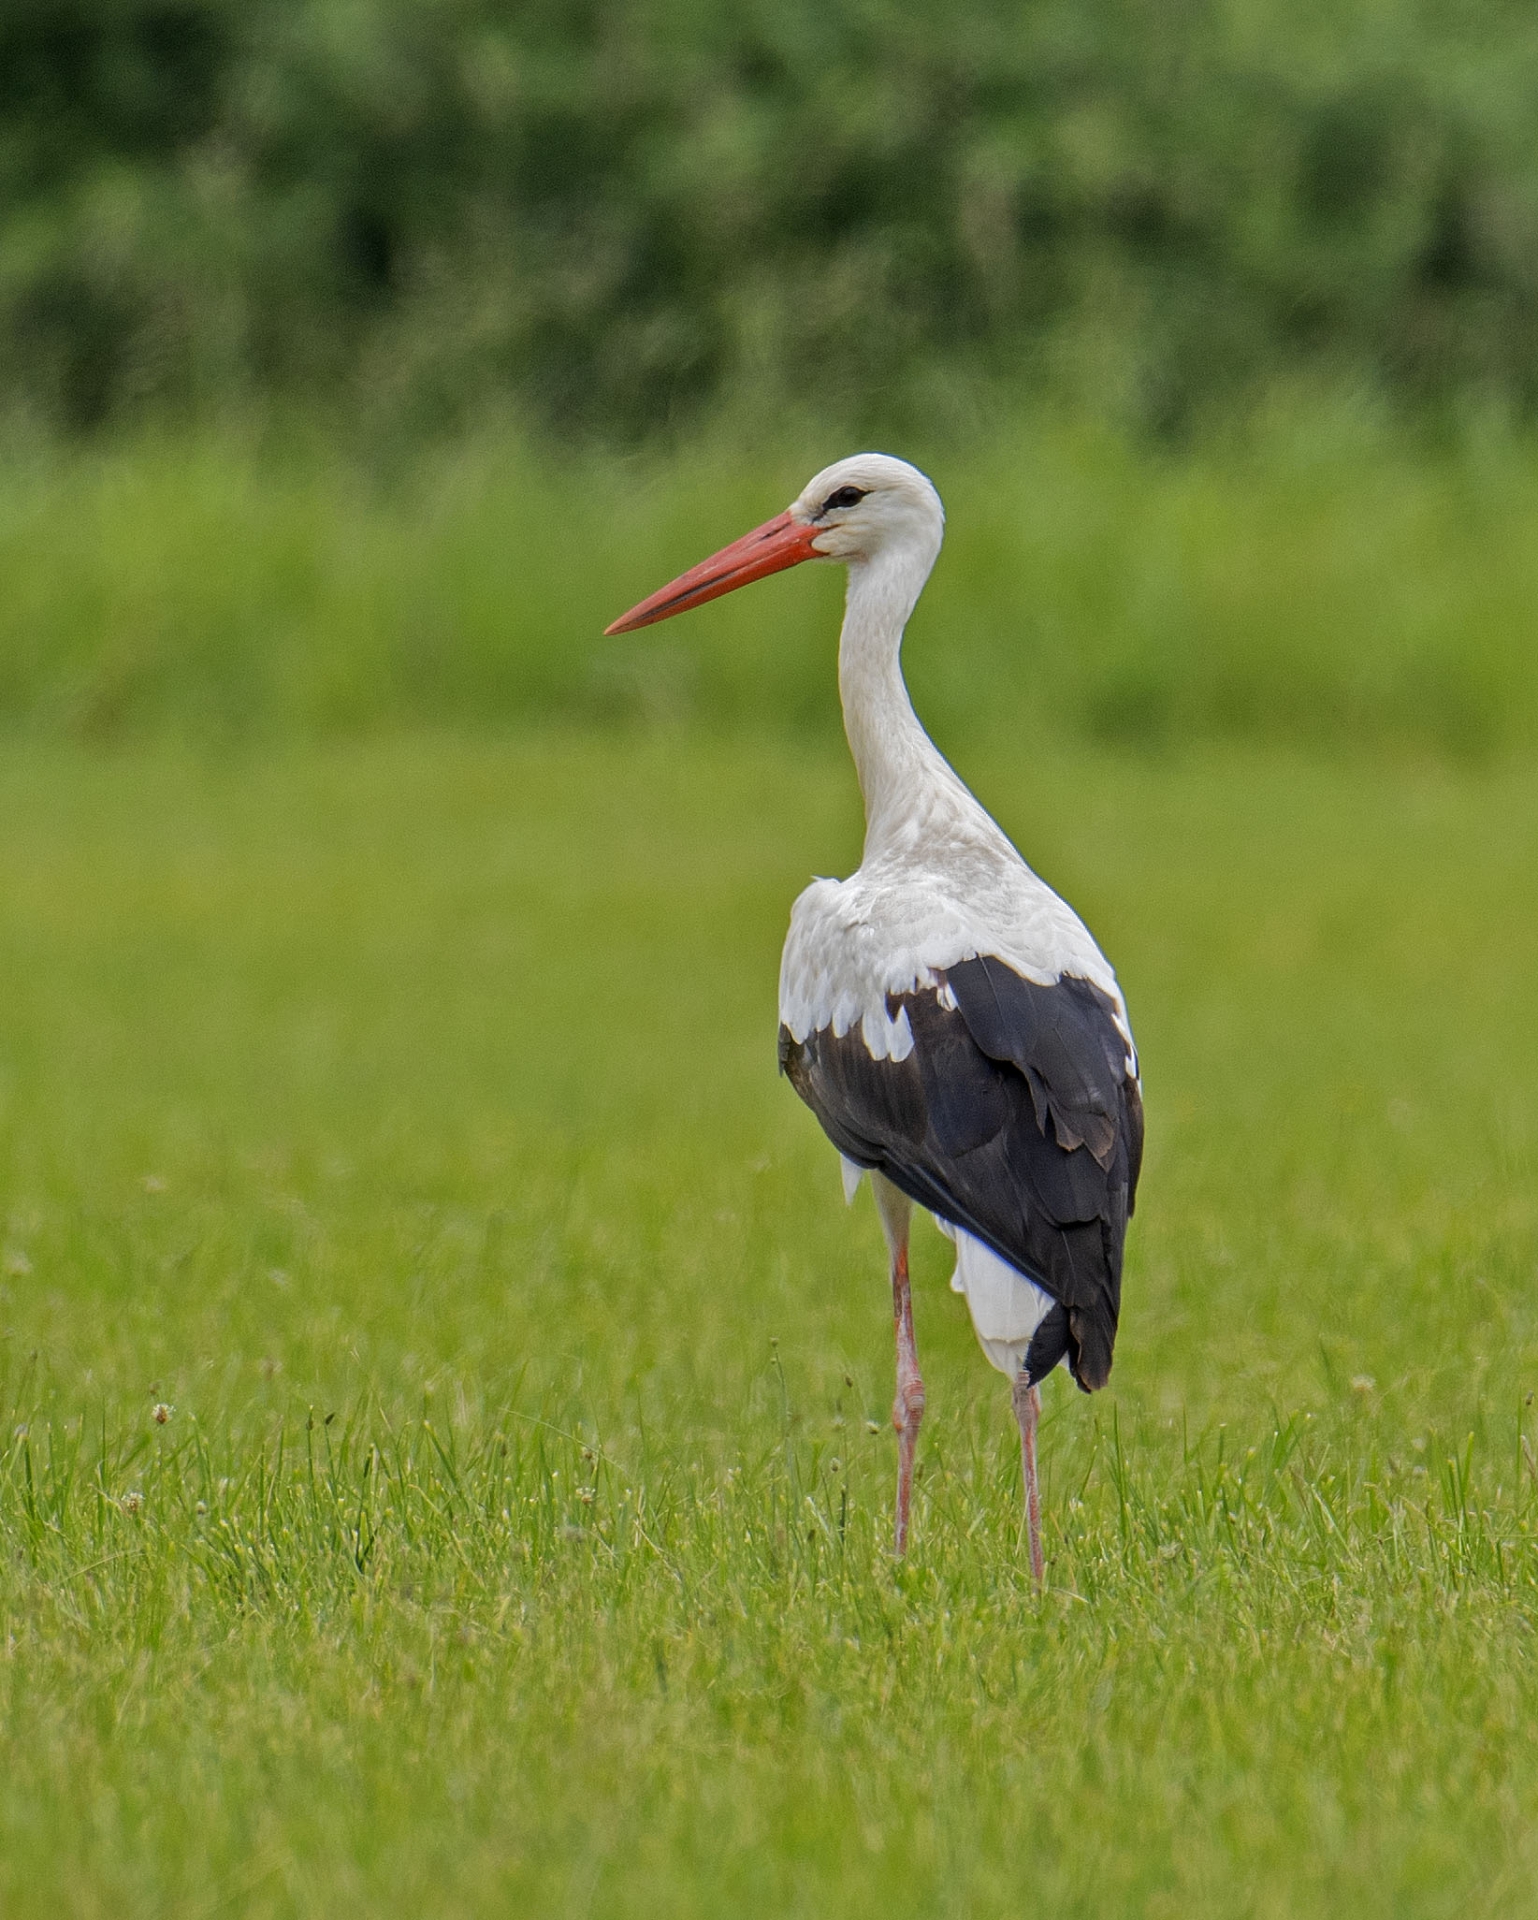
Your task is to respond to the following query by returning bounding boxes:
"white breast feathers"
[777,854,1133,1072]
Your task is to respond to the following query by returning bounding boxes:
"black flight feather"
[779,958,1141,1392]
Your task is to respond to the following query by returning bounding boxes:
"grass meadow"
[2,719,1537,1916]
[5,409,1538,759]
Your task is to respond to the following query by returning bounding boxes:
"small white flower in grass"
[142,1175,167,1194]
[153,1402,174,1425]
[121,1490,144,1515]
[577,1487,595,1505]
[1349,1375,1376,1395]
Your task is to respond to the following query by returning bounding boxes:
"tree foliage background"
[7,0,1538,440]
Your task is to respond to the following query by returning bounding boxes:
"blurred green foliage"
[6,0,1538,439]
[3,414,1536,756]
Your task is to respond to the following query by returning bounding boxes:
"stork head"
[604,453,944,634]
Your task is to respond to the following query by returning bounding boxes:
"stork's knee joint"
[892,1376,926,1433]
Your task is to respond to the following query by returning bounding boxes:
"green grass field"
[3,731,1537,1916]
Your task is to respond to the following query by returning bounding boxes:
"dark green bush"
[5,0,1538,438]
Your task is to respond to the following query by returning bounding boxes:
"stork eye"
[820,485,867,514]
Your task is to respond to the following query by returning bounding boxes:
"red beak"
[604,510,822,634]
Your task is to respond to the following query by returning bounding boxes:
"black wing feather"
[780,957,1140,1391]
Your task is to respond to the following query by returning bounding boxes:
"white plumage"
[940,1220,1057,1379]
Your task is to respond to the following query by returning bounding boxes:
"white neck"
[838,539,962,858]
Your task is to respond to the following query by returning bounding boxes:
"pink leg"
[1012,1374,1044,1586]
[890,1242,925,1557]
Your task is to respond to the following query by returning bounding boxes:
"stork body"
[607,455,1143,1576]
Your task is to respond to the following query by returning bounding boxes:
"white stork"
[606,454,1142,1579]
